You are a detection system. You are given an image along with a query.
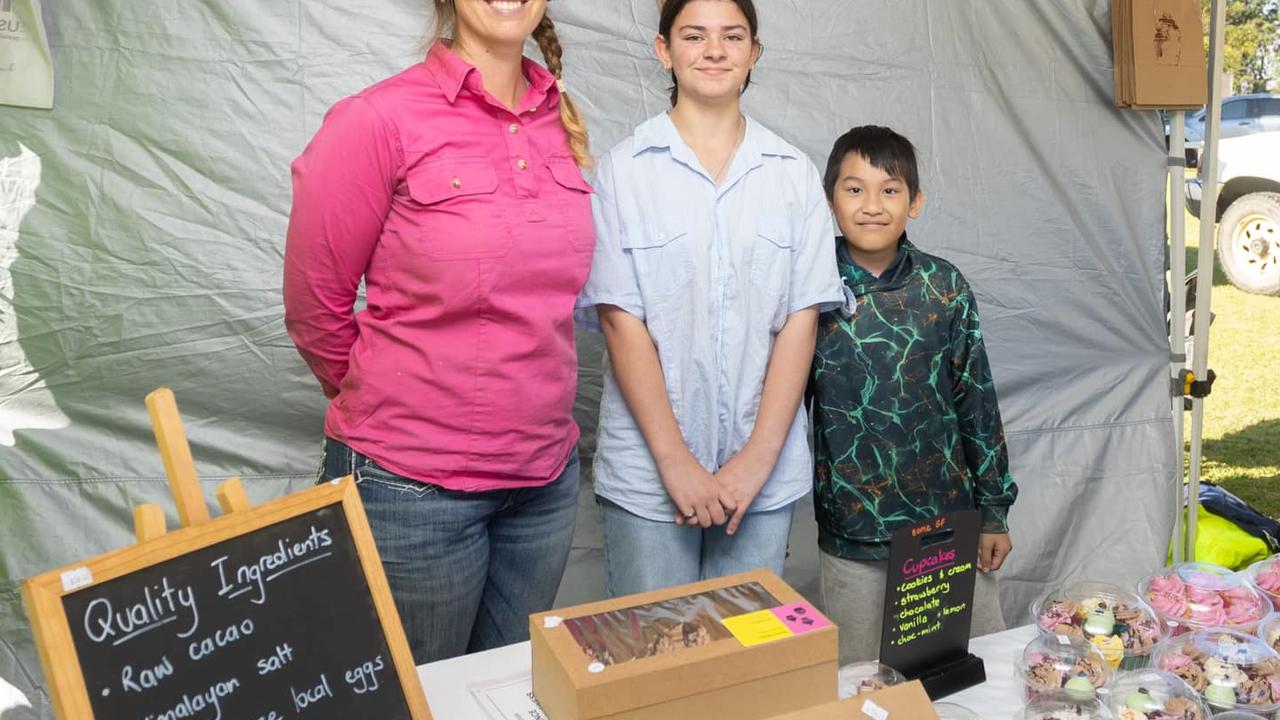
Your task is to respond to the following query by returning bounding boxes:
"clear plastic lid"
[1033,581,1165,665]
[1150,627,1280,712]
[1021,691,1114,719]
[1211,712,1271,719]
[1018,632,1114,699]
[1257,612,1280,654]
[1105,669,1211,719]
[835,661,906,699]
[1138,563,1272,632]
[932,702,981,719]
[1245,556,1280,604]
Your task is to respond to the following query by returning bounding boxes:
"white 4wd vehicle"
[1186,131,1280,295]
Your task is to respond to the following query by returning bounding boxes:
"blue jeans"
[599,496,795,597]
[318,438,579,664]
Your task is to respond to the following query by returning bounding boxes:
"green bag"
[1169,505,1272,570]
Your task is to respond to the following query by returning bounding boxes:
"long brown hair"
[431,1,592,167]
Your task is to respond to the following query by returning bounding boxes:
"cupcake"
[1247,556,1280,607]
[836,661,905,699]
[1033,582,1165,669]
[1151,627,1280,715]
[1105,669,1211,719]
[1139,563,1272,635]
[1018,633,1114,701]
[1021,691,1114,719]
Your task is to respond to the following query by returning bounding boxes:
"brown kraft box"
[530,569,838,720]
[763,681,940,719]
[1114,0,1207,109]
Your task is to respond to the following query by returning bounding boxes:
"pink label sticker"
[769,602,831,634]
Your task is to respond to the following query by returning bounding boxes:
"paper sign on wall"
[0,0,54,109]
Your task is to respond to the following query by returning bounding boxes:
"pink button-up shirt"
[284,42,594,490]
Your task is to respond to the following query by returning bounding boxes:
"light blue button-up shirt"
[577,113,844,522]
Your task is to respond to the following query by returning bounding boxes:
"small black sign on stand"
[879,509,986,700]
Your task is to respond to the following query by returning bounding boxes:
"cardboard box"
[531,569,837,720]
[763,682,940,719]
[1113,0,1207,109]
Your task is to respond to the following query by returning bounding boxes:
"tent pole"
[1168,112,1187,564]
[1185,0,1227,562]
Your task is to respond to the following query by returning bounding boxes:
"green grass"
[1174,192,1280,516]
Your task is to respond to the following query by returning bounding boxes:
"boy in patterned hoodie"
[810,125,1019,663]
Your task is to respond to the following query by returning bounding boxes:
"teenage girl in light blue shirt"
[576,0,843,596]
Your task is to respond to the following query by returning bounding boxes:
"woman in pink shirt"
[283,0,593,663]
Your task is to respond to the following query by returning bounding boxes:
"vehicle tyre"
[1217,191,1280,296]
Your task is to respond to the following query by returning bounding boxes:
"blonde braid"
[533,14,593,168]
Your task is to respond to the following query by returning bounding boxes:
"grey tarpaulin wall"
[0,0,1174,714]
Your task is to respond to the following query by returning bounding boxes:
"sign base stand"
[911,652,985,700]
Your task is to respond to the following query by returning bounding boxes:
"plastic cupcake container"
[932,702,981,719]
[1259,612,1280,655]
[1034,581,1165,670]
[1247,556,1280,607]
[1021,691,1114,719]
[836,661,905,699]
[1018,632,1114,701]
[1105,669,1211,719]
[1138,563,1271,635]
[1150,627,1280,716]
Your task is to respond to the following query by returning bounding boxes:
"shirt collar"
[631,112,798,163]
[836,234,916,293]
[423,40,560,110]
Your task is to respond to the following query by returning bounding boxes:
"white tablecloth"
[417,624,1040,719]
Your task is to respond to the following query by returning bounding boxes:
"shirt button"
[517,159,528,171]
[655,232,666,240]
[451,177,462,189]
[508,123,520,134]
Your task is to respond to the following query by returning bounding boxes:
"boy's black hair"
[822,125,920,201]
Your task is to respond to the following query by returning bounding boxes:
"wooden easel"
[135,387,251,540]
[24,388,433,720]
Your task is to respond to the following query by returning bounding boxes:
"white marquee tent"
[0,1,1230,715]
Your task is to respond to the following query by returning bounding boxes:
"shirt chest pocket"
[545,158,594,253]
[750,221,793,298]
[622,217,693,302]
[405,157,512,261]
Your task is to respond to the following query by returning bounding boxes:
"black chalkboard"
[51,496,416,719]
[879,509,984,697]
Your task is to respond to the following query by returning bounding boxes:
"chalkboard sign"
[879,509,984,698]
[23,478,432,719]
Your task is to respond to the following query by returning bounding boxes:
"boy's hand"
[714,445,774,536]
[661,454,734,528]
[978,533,1012,573]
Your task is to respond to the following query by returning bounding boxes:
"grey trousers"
[819,550,1007,665]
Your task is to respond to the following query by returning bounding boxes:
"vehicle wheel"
[1217,192,1280,296]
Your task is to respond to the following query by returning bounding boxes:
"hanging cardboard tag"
[0,0,54,109]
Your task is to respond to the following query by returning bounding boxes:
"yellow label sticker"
[722,609,794,646]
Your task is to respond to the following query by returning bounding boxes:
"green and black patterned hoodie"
[810,235,1018,561]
